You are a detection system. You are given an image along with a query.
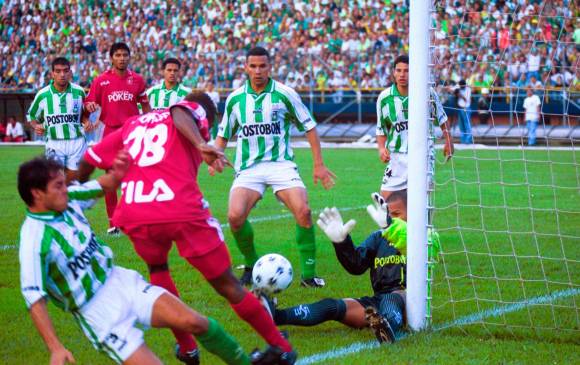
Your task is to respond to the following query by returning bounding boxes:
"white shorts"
[380,152,408,192]
[74,266,166,364]
[45,137,87,171]
[231,160,306,195]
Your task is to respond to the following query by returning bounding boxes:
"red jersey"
[84,101,211,226]
[85,69,149,128]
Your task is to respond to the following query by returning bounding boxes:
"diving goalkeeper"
[263,191,410,343]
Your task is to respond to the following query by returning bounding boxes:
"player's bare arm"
[207,136,229,176]
[171,106,231,172]
[29,119,45,136]
[29,299,76,365]
[95,150,130,192]
[140,101,151,114]
[80,108,95,133]
[306,128,336,190]
[376,135,390,163]
[84,102,99,113]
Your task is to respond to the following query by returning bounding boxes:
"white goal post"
[406,0,431,331]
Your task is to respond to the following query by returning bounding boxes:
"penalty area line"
[296,288,580,365]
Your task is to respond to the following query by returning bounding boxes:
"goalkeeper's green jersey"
[146,82,191,110]
[27,81,86,140]
[376,85,448,154]
[218,78,317,171]
[19,181,114,312]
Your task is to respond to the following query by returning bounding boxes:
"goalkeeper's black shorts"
[355,292,406,331]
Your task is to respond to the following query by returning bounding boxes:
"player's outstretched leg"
[151,292,250,365]
[125,225,201,363]
[208,268,296,362]
[273,298,347,326]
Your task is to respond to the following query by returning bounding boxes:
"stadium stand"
[0,0,577,139]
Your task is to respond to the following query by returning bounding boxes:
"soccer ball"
[252,254,293,294]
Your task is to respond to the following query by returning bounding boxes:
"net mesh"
[428,0,579,341]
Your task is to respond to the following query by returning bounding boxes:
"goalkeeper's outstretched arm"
[331,233,379,275]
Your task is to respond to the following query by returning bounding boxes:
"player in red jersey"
[80,93,297,365]
[84,42,151,236]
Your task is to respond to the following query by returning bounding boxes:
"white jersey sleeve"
[281,86,316,132]
[67,180,103,211]
[20,219,49,308]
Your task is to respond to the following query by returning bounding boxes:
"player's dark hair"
[184,92,217,128]
[109,42,131,57]
[386,190,407,207]
[393,55,409,69]
[246,47,270,61]
[162,58,181,69]
[51,57,70,71]
[18,157,64,207]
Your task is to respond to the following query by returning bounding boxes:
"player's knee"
[227,212,245,231]
[295,206,312,226]
[180,313,209,335]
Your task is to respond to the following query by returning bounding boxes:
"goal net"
[424,0,579,341]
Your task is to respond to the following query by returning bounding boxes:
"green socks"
[296,224,316,279]
[197,317,250,365]
[232,220,259,267]
[234,220,317,279]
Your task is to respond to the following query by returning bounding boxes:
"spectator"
[527,47,541,81]
[477,88,491,125]
[4,116,25,142]
[456,79,473,144]
[0,1,575,93]
[523,88,542,146]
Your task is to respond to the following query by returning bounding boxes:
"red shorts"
[122,218,231,280]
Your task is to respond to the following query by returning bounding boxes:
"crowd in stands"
[0,0,578,94]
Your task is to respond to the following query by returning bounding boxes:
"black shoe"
[365,306,395,344]
[300,277,325,288]
[250,346,297,365]
[106,226,121,237]
[239,266,254,287]
[175,344,200,365]
[253,289,278,319]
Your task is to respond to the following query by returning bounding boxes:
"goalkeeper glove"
[382,218,407,254]
[366,192,392,229]
[316,207,357,243]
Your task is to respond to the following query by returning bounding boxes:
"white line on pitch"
[0,205,367,251]
[220,205,367,229]
[296,288,580,365]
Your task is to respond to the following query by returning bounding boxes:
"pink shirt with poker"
[84,101,212,227]
[85,69,149,129]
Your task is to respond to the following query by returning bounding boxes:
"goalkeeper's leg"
[274,298,367,328]
[377,292,405,334]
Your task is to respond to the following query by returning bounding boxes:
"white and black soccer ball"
[252,253,293,294]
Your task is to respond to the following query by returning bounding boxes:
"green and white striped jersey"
[27,81,86,140]
[146,82,191,110]
[218,79,316,171]
[19,180,113,312]
[376,85,447,154]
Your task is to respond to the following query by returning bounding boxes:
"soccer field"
[0,146,578,364]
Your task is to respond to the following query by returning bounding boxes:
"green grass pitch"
[0,146,578,364]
